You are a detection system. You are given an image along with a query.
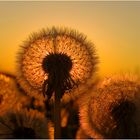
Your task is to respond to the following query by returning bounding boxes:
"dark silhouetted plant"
[17,27,98,138]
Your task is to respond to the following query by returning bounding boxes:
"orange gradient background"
[0,1,140,77]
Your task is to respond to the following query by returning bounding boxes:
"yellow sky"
[0,1,140,77]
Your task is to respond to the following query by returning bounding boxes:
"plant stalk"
[54,87,61,139]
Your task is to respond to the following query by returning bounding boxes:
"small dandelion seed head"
[0,73,22,114]
[79,74,140,138]
[17,27,98,100]
[0,107,49,139]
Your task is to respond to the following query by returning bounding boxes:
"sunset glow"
[0,1,140,77]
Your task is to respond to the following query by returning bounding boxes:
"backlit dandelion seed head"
[0,107,49,138]
[79,74,140,138]
[0,73,22,114]
[17,27,98,100]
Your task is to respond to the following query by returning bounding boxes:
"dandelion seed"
[0,107,49,139]
[79,74,140,138]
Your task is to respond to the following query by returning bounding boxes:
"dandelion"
[79,74,140,138]
[17,27,98,138]
[0,73,22,114]
[0,107,49,138]
[17,27,98,101]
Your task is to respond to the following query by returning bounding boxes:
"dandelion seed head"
[0,107,49,138]
[0,73,21,114]
[17,27,98,100]
[79,74,140,138]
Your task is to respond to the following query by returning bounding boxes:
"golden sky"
[0,1,140,77]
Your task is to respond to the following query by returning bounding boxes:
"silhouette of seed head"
[79,74,140,139]
[0,73,22,114]
[17,27,98,100]
[0,107,49,139]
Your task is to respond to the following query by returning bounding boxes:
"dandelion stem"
[54,87,62,138]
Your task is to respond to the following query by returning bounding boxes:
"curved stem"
[54,87,62,139]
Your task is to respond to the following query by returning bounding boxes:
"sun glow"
[0,1,140,77]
